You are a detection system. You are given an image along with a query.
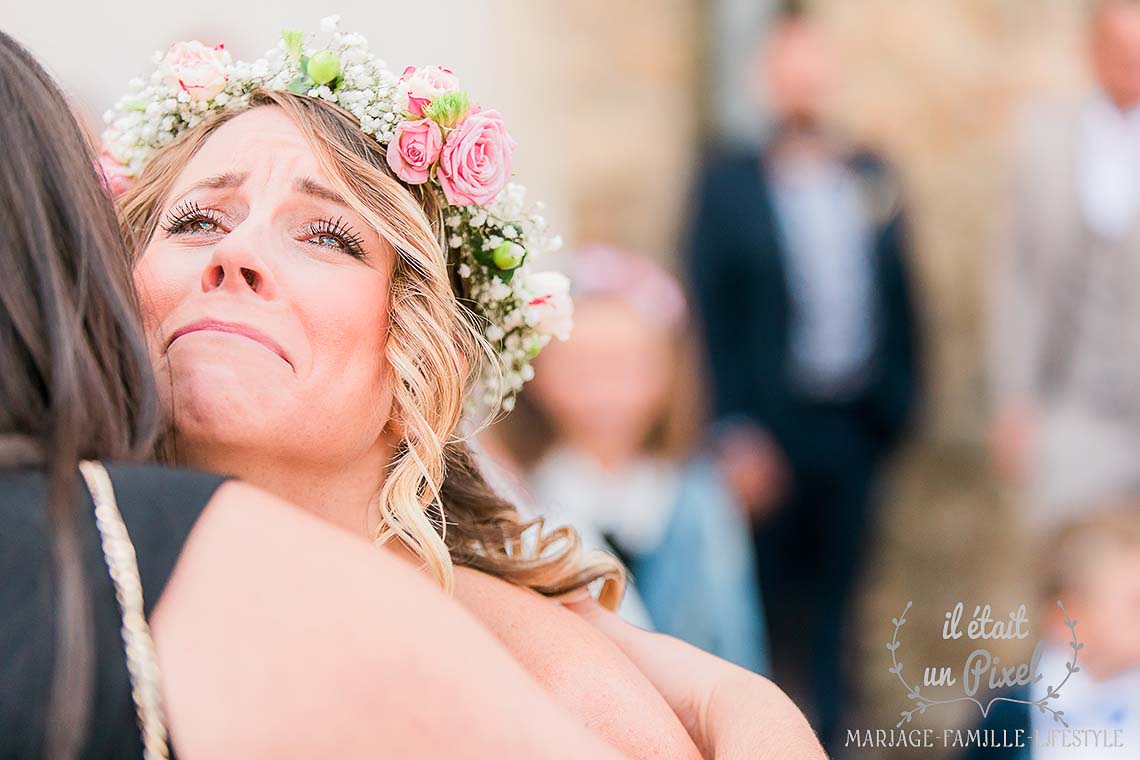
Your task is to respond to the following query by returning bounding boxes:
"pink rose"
[96,153,133,197]
[436,109,516,206]
[161,41,231,102]
[524,271,574,341]
[96,157,133,198]
[397,65,460,117]
[386,118,443,185]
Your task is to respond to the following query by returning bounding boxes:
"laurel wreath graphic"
[887,600,1082,728]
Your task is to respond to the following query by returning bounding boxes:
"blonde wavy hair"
[117,89,624,607]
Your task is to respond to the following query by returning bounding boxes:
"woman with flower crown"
[0,28,647,760]
[101,18,823,758]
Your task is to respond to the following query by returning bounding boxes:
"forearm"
[565,597,823,759]
[641,637,823,760]
[702,669,825,760]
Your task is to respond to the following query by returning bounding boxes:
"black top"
[0,463,228,759]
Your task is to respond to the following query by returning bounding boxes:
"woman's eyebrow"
[169,171,249,205]
[294,177,348,207]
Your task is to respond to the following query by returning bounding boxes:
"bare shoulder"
[451,566,703,760]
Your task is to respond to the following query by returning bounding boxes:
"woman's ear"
[383,401,407,444]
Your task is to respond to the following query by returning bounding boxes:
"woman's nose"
[201,237,278,300]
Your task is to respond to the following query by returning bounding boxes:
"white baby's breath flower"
[488,280,513,301]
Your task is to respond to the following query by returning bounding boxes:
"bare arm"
[151,481,628,759]
[565,595,825,760]
[450,566,704,760]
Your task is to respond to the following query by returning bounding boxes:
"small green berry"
[307,50,341,86]
[492,241,525,270]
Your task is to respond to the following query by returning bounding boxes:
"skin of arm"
[449,566,704,760]
[564,594,827,760]
[151,480,630,760]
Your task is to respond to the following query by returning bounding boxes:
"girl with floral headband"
[101,18,822,757]
[486,246,768,675]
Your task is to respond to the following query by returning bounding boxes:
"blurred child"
[962,503,1140,759]
[486,246,768,674]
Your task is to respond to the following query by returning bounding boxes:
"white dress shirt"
[1078,93,1140,244]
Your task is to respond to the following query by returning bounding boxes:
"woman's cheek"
[133,257,168,328]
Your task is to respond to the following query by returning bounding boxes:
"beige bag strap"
[79,461,170,760]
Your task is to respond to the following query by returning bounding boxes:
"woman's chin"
[158,361,291,449]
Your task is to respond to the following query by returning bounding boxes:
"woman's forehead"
[171,108,328,199]
[193,109,318,174]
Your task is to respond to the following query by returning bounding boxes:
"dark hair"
[0,31,159,757]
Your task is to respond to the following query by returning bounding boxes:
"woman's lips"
[167,319,293,369]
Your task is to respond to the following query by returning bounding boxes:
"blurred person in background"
[960,502,1140,760]
[990,0,1140,529]
[485,246,768,674]
[685,6,923,750]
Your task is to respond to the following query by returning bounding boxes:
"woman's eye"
[310,232,344,249]
[185,218,220,233]
[304,218,366,259]
[161,202,225,237]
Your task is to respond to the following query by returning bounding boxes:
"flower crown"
[100,15,572,413]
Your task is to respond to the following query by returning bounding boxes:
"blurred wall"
[501,0,703,257]
[820,0,1089,443]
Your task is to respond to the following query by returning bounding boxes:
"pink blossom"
[436,109,516,206]
[96,153,133,197]
[524,271,574,340]
[397,65,460,117]
[161,41,231,102]
[386,118,443,185]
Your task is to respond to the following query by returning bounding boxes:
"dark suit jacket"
[686,146,922,463]
[960,686,1033,760]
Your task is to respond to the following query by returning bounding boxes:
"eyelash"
[160,203,367,260]
[304,217,367,259]
[161,201,223,236]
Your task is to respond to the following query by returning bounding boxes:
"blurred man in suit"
[686,12,922,752]
[990,0,1140,527]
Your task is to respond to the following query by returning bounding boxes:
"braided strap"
[79,461,169,760]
